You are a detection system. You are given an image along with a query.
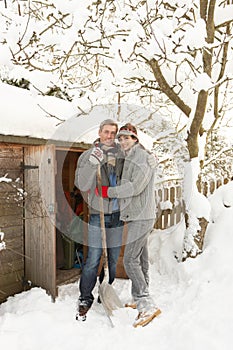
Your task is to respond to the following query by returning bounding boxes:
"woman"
[107,123,161,327]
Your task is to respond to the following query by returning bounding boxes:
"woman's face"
[118,135,137,152]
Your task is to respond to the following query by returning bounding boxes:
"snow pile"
[208,181,233,223]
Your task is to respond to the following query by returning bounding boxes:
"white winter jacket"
[107,143,156,222]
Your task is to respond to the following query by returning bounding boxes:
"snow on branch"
[0,230,6,251]
[0,174,12,183]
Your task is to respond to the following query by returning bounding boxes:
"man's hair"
[99,119,118,132]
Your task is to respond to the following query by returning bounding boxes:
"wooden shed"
[0,84,128,303]
[0,139,85,301]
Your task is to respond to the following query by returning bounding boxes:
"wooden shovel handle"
[97,164,108,268]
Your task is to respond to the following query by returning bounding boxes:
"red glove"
[95,186,109,198]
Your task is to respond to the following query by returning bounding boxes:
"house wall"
[0,145,24,303]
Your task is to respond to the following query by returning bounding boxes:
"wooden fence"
[155,176,231,230]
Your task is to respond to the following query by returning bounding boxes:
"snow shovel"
[96,164,123,326]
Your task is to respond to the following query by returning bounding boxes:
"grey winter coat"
[74,141,124,215]
[107,143,156,222]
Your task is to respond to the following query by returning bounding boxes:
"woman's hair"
[119,123,137,134]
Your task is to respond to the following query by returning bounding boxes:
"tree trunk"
[182,214,209,261]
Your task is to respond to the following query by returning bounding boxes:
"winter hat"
[117,123,139,141]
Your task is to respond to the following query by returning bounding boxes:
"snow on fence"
[155,184,184,230]
[197,176,231,197]
[155,176,231,230]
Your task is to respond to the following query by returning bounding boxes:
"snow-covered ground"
[0,182,233,350]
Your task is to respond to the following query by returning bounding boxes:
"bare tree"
[144,0,233,258]
[1,0,233,258]
[71,0,233,258]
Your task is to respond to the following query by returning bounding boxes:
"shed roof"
[0,82,76,140]
[0,83,153,149]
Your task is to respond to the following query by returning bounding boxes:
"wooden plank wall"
[0,145,24,302]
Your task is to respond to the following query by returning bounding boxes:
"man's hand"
[89,147,104,165]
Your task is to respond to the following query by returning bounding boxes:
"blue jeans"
[79,212,123,306]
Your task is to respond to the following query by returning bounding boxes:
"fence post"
[155,188,163,229]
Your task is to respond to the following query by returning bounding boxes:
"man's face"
[99,124,117,146]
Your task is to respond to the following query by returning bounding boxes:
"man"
[75,119,157,321]
[75,119,124,320]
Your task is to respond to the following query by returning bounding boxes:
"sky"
[0,179,233,350]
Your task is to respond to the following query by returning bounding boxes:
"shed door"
[24,145,56,300]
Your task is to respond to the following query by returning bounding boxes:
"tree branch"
[148,58,192,117]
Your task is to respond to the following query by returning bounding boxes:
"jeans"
[123,219,155,313]
[79,212,123,306]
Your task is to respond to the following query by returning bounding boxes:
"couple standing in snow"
[74,119,161,327]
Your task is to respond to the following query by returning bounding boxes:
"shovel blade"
[98,281,123,316]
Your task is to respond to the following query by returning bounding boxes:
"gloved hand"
[89,147,104,165]
[101,144,117,167]
[148,153,158,168]
[95,186,109,198]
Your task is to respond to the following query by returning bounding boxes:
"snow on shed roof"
[0,82,77,140]
[0,83,153,149]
